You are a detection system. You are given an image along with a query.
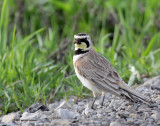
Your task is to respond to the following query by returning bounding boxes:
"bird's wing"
[74,49,123,94]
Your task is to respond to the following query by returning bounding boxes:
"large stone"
[137,76,160,90]
[151,79,160,90]
[20,111,46,121]
[56,109,74,119]
[2,113,19,123]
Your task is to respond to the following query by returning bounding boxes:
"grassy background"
[0,0,160,114]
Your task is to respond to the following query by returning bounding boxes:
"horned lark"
[73,33,152,109]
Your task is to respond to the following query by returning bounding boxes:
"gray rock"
[90,115,98,120]
[126,105,136,113]
[151,79,160,90]
[48,102,59,110]
[26,122,35,126]
[129,113,137,119]
[22,121,35,126]
[97,113,103,118]
[155,97,160,104]
[78,101,85,106]
[27,103,49,113]
[1,122,17,126]
[109,112,116,118]
[73,104,83,113]
[73,111,80,118]
[42,123,50,126]
[2,112,19,123]
[56,109,74,119]
[137,76,160,90]
[105,107,112,113]
[146,118,154,124]
[126,118,134,124]
[134,119,143,125]
[102,121,110,126]
[51,119,71,125]
[116,118,126,125]
[84,106,94,116]
[93,120,101,124]
[41,111,52,116]
[39,117,50,123]
[117,111,129,119]
[110,100,121,110]
[105,93,112,99]
[151,113,160,121]
[151,109,158,114]
[110,121,121,126]
[136,86,150,93]
[88,124,94,126]
[97,109,103,114]
[21,111,45,120]
[143,112,150,118]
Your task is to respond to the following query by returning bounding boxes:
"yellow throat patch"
[75,43,88,50]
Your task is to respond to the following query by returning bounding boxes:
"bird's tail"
[118,81,153,106]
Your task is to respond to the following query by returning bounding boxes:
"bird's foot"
[100,101,104,106]
[90,106,95,110]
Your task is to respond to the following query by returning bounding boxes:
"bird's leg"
[91,92,97,109]
[101,92,106,106]
[91,97,96,109]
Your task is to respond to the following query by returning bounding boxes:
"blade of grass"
[142,33,160,57]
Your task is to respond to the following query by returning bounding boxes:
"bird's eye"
[77,41,81,44]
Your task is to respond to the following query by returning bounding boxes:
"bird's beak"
[73,40,78,44]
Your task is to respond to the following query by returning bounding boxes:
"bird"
[73,33,152,109]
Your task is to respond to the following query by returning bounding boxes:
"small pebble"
[110,121,121,126]
[127,118,134,124]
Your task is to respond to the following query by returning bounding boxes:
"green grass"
[0,0,160,114]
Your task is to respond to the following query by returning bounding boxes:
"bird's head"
[73,33,92,51]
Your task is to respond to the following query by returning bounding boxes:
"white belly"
[74,68,101,94]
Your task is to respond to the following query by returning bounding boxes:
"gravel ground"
[1,76,160,126]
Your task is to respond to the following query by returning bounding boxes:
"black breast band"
[74,49,89,55]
